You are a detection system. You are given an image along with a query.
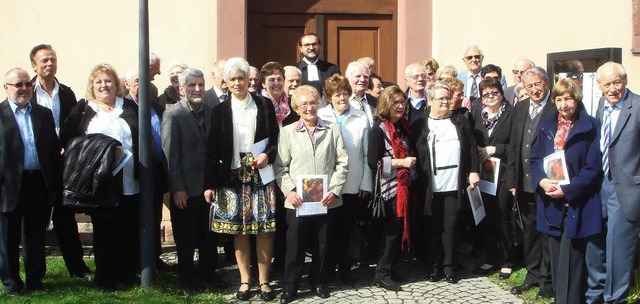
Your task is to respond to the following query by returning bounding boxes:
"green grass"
[1,257,225,304]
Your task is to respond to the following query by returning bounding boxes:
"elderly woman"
[274,85,348,303]
[440,77,471,113]
[261,61,298,128]
[367,74,384,99]
[421,58,439,87]
[368,85,417,291]
[471,78,515,279]
[530,78,602,304]
[413,82,480,283]
[436,65,458,81]
[317,74,372,284]
[61,63,139,291]
[157,62,188,109]
[203,57,279,301]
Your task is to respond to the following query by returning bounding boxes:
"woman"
[203,57,279,301]
[261,61,299,128]
[61,63,139,291]
[157,62,188,109]
[318,74,372,284]
[274,85,348,303]
[440,77,472,114]
[436,65,458,81]
[413,82,480,283]
[421,58,439,86]
[368,85,417,291]
[530,78,602,304]
[471,78,515,279]
[367,74,384,99]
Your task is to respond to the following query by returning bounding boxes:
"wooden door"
[247,14,315,69]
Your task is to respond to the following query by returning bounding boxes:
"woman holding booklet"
[530,78,603,304]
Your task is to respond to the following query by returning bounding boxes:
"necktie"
[602,107,613,176]
[356,96,364,111]
[470,75,479,99]
[530,103,541,119]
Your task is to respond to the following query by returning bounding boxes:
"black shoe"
[260,282,276,301]
[498,268,512,280]
[445,274,459,284]
[376,278,403,291]
[314,285,330,298]
[474,264,498,275]
[511,282,536,295]
[339,272,355,285]
[27,283,51,292]
[280,291,296,304]
[236,282,251,301]
[536,288,554,299]
[391,273,407,283]
[428,269,441,282]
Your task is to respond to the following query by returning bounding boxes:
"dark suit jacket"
[30,77,78,126]
[504,85,517,105]
[505,97,556,191]
[0,100,62,212]
[296,59,341,95]
[204,87,225,109]
[596,89,640,221]
[472,102,513,183]
[204,93,279,189]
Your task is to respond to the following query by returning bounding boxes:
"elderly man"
[295,33,340,96]
[504,58,535,105]
[585,62,640,304]
[404,63,428,125]
[346,61,376,126]
[248,65,261,94]
[506,66,554,299]
[124,68,169,271]
[158,62,189,109]
[149,52,162,102]
[162,68,224,290]
[204,59,228,108]
[0,68,61,296]
[28,44,91,280]
[284,66,302,98]
[457,45,506,99]
[357,57,376,75]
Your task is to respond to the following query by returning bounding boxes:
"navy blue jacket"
[530,107,603,238]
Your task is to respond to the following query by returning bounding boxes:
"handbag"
[368,166,387,219]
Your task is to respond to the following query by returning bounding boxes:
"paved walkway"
[161,250,524,304]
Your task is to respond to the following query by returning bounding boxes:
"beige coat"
[274,118,349,209]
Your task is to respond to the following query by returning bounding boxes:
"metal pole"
[138,0,155,288]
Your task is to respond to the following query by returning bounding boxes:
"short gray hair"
[179,68,205,86]
[436,65,458,79]
[345,61,370,79]
[212,59,227,75]
[168,62,189,72]
[149,52,160,66]
[125,68,138,81]
[596,62,627,82]
[522,66,549,84]
[223,57,250,82]
[426,82,451,101]
[404,62,425,77]
[463,45,483,56]
[283,65,302,76]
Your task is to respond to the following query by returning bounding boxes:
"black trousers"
[91,194,140,289]
[272,188,287,270]
[333,194,359,274]
[375,199,403,281]
[282,207,338,292]
[0,172,50,292]
[170,195,217,283]
[52,205,90,276]
[548,232,586,304]
[152,188,165,260]
[480,181,515,267]
[518,191,552,290]
[427,191,458,276]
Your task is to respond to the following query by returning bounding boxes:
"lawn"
[1,257,225,304]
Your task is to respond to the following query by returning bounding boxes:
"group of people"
[0,37,639,304]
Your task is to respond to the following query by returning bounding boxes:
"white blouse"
[230,94,257,169]
[427,117,460,192]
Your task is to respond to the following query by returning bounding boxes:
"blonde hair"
[85,63,125,100]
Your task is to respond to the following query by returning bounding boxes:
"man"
[158,62,189,109]
[345,61,376,126]
[161,68,223,290]
[504,58,535,104]
[295,33,341,96]
[404,63,428,126]
[457,45,506,99]
[0,68,61,296]
[586,62,640,304]
[204,59,227,108]
[283,66,302,97]
[248,65,261,94]
[28,44,91,280]
[124,68,170,271]
[149,52,162,103]
[357,57,376,75]
[506,66,554,299]
[470,64,504,112]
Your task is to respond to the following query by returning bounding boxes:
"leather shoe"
[474,264,498,275]
[280,291,296,304]
[260,282,276,301]
[510,282,536,295]
[536,288,554,299]
[428,268,441,282]
[498,268,512,280]
[314,285,330,298]
[236,282,251,301]
[391,273,407,283]
[445,274,459,284]
[376,278,402,291]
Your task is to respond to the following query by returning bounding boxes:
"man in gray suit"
[162,68,223,291]
[586,62,640,304]
[204,59,227,108]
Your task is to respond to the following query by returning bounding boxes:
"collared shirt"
[465,72,481,97]
[34,79,61,136]
[213,86,227,101]
[529,92,549,118]
[303,58,320,82]
[600,89,627,152]
[349,94,374,127]
[295,117,329,145]
[131,97,163,161]
[8,100,41,170]
[408,95,425,110]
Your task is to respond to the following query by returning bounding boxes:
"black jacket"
[62,133,123,209]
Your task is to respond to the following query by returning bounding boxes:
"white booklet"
[112,146,132,176]
[543,150,571,185]
[479,157,500,196]
[250,138,275,184]
[467,185,486,225]
[296,175,328,217]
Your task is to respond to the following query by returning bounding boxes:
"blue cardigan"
[530,107,603,238]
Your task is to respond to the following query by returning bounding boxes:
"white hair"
[167,62,189,72]
[283,65,302,76]
[345,61,370,79]
[178,68,204,86]
[463,45,483,56]
[404,62,425,77]
[149,52,160,66]
[212,59,227,75]
[596,62,627,81]
[223,57,250,82]
[436,65,458,79]
[125,68,138,81]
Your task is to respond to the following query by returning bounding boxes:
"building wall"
[431,0,640,91]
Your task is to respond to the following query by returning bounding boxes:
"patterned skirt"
[210,153,277,234]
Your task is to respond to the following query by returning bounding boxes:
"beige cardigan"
[274,118,349,209]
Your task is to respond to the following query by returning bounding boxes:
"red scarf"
[383,118,413,249]
[554,113,575,151]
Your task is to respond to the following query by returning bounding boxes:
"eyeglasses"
[298,102,319,109]
[5,82,33,88]
[512,69,525,75]
[464,55,482,60]
[301,42,319,48]
[482,91,501,99]
[392,101,406,107]
[433,96,451,103]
